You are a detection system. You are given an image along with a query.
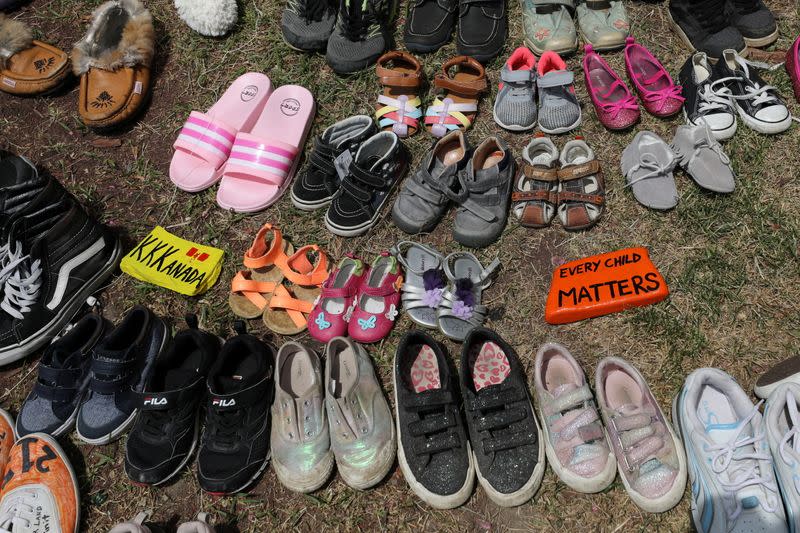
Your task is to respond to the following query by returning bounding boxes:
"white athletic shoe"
[764,383,800,532]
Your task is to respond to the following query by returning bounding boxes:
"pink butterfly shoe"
[583,44,640,130]
[348,252,403,344]
[307,255,367,343]
[624,37,684,118]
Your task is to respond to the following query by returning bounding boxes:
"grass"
[1,0,800,531]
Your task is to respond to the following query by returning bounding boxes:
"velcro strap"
[33,382,76,403]
[474,407,526,432]
[537,70,574,88]
[209,376,270,412]
[559,191,605,205]
[406,176,447,205]
[90,376,128,394]
[340,178,373,203]
[91,356,135,376]
[139,389,185,410]
[379,73,422,88]
[533,0,574,6]
[501,69,534,84]
[466,388,524,412]
[310,140,336,173]
[558,160,601,181]
[404,389,454,410]
[350,163,387,188]
[37,364,80,385]
[586,0,611,8]
[360,283,397,297]
[412,432,461,456]
[512,190,556,203]
[409,412,455,437]
[523,164,559,181]
[611,413,652,433]
[483,432,531,453]
[545,385,593,415]
[321,285,356,299]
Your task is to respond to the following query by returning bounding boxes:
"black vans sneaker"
[290,115,377,211]
[198,322,275,495]
[668,0,745,59]
[456,0,507,62]
[125,315,221,486]
[325,0,396,74]
[324,131,409,237]
[460,328,544,507]
[679,52,737,141]
[0,200,122,366]
[394,330,474,509]
[728,0,777,48]
[0,155,46,219]
[16,313,108,437]
[404,0,457,53]
[76,306,169,444]
[712,49,792,135]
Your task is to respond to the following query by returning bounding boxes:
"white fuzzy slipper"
[175,0,237,37]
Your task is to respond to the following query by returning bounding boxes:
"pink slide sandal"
[170,73,273,192]
[216,85,315,213]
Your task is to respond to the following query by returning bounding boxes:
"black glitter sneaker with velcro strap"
[324,131,409,238]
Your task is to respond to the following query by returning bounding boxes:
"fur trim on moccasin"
[71,0,154,76]
[174,0,238,37]
[0,14,33,69]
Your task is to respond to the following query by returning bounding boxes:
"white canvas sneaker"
[764,382,800,531]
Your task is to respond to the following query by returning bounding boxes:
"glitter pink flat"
[582,44,640,130]
[624,37,684,118]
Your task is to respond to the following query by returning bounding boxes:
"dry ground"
[1,0,799,531]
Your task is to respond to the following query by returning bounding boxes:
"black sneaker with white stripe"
[197,322,275,495]
[679,52,737,141]
[0,199,122,366]
[125,315,221,486]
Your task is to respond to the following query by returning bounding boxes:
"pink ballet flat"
[583,44,640,130]
[307,255,367,343]
[624,37,684,118]
[348,252,403,344]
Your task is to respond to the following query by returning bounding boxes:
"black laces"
[206,408,244,447]
[340,0,377,41]
[140,410,173,439]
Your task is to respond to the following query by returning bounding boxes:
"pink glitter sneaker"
[583,44,640,130]
[787,35,800,104]
[348,252,403,344]
[624,37,684,118]
[307,256,367,343]
[595,357,687,513]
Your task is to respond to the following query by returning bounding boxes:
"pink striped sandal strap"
[173,111,237,169]
[225,132,299,186]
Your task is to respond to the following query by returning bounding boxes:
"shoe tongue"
[704,419,749,445]
[0,157,36,189]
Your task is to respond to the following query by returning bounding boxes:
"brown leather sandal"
[425,55,488,138]
[71,0,154,130]
[0,14,70,96]
[557,139,605,231]
[374,51,423,138]
[512,136,560,228]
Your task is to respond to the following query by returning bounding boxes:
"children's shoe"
[109,511,165,533]
[671,123,735,194]
[583,44,639,130]
[557,139,605,230]
[394,330,474,508]
[493,47,537,132]
[307,256,367,343]
[324,131,409,237]
[0,433,79,533]
[764,383,800,527]
[437,252,499,342]
[291,115,377,211]
[425,56,488,138]
[16,313,106,438]
[787,36,800,104]
[177,513,215,533]
[281,0,337,51]
[712,49,792,135]
[453,136,514,248]
[668,0,745,59]
[325,0,394,74]
[0,408,13,475]
[522,0,577,56]
[460,328,544,507]
[537,51,581,134]
[755,356,800,400]
[271,342,333,493]
[624,37,683,118]
[76,306,169,445]
[325,337,395,489]
[392,130,470,234]
[679,52,737,141]
[348,252,403,343]
[125,315,220,486]
[197,323,275,495]
[455,0,506,62]
[674,368,788,531]
[533,343,616,493]
[575,0,629,52]
[403,0,456,53]
[512,136,559,228]
[374,51,423,138]
[621,131,678,211]
[391,241,447,328]
[728,0,777,48]
[595,357,687,513]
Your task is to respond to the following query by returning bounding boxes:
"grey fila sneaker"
[326,0,396,74]
[324,337,395,489]
[271,342,334,493]
[282,0,337,52]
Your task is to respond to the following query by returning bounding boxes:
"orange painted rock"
[545,247,669,324]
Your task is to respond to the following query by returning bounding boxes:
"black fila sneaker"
[125,315,221,486]
[197,322,275,495]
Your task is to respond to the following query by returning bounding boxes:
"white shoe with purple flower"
[437,252,500,342]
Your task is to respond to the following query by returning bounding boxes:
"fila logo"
[144,397,167,406]
[186,247,209,262]
[212,398,235,407]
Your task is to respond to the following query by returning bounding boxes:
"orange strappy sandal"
[229,224,295,318]
[424,56,488,138]
[262,245,330,335]
[374,51,424,139]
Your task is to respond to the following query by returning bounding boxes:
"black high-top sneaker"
[668,0,746,59]
[125,315,221,486]
[0,201,122,366]
[679,52,738,141]
[198,322,275,495]
[325,0,396,74]
[0,155,46,218]
[728,0,778,48]
[404,0,458,53]
[456,0,507,62]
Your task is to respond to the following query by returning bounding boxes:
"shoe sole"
[392,356,475,509]
[273,451,335,493]
[289,190,333,211]
[578,30,625,52]
[539,111,583,135]
[204,451,272,496]
[671,393,704,532]
[25,433,81,533]
[733,103,793,134]
[0,237,123,366]
[743,30,778,48]
[524,37,578,57]
[667,10,748,60]
[492,107,537,133]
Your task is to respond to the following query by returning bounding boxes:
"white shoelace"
[0,491,38,533]
[778,391,800,496]
[709,55,782,109]
[0,240,28,287]
[697,83,733,116]
[0,240,41,320]
[707,401,780,521]
[624,153,677,188]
